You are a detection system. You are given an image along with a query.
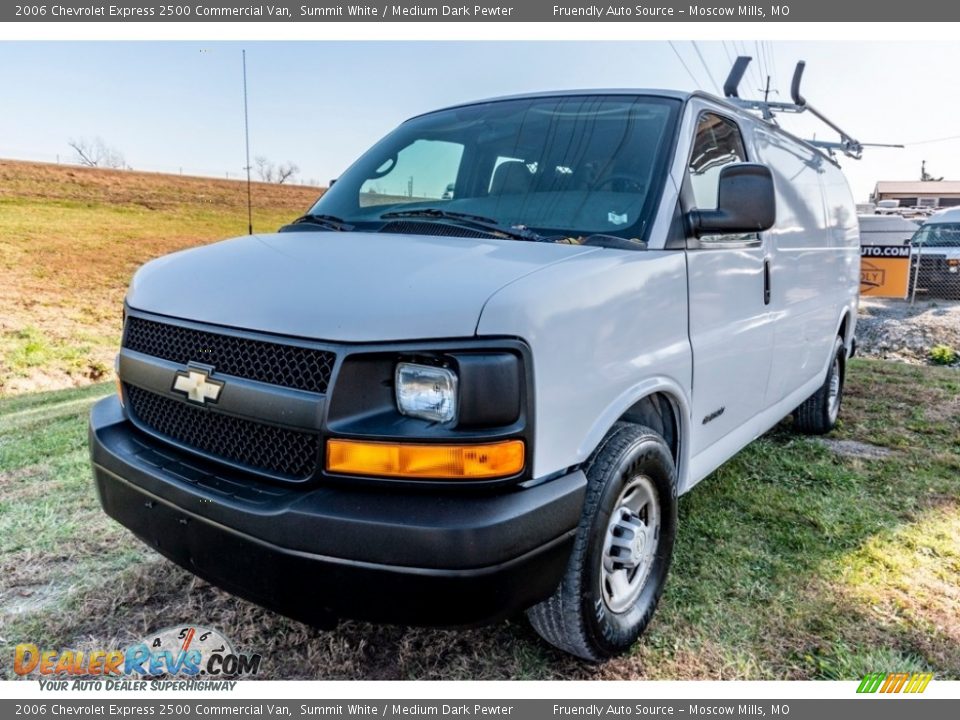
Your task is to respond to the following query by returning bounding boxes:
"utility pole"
[242,49,253,235]
[763,75,771,103]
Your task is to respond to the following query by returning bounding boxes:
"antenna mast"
[242,49,253,235]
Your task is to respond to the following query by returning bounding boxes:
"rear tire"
[793,336,846,435]
[526,422,677,662]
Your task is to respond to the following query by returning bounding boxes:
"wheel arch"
[835,306,856,355]
[579,378,691,494]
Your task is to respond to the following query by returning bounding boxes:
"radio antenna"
[242,49,253,235]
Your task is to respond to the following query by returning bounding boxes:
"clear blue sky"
[2,41,959,201]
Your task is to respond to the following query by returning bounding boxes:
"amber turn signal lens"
[114,354,124,407]
[326,439,525,480]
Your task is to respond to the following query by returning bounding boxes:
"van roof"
[415,89,836,164]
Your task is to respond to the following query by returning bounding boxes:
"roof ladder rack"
[722,56,902,160]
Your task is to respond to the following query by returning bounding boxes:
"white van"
[858,213,918,246]
[90,88,859,661]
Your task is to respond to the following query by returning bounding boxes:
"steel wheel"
[794,336,846,436]
[827,356,842,422]
[527,422,678,661]
[600,474,660,614]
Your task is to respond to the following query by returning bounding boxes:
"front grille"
[125,384,319,480]
[124,317,335,394]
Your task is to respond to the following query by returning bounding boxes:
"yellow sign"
[860,246,912,298]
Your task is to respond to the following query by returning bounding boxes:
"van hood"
[126,231,600,342]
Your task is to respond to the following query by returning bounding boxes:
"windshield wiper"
[379,208,545,242]
[283,213,354,232]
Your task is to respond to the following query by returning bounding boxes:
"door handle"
[763,258,772,305]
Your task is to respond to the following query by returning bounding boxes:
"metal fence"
[908,243,960,303]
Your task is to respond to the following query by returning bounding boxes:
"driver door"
[684,109,775,462]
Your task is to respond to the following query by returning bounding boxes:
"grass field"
[0,159,321,396]
[1,360,957,680]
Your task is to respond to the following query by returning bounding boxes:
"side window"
[359,139,464,208]
[688,113,747,210]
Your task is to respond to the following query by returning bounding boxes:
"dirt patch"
[0,465,55,502]
[818,439,896,460]
[0,584,62,618]
[925,395,960,424]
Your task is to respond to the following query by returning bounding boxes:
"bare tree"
[254,155,275,183]
[254,156,300,184]
[275,162,300,184]
[68,137,125,169]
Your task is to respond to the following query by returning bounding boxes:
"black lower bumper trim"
[89,396,584,627]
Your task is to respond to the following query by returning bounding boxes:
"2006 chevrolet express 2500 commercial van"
[90,86,859,661]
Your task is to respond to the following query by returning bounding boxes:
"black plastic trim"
[121,306,536,489]
[90,395,584,626]
[119,349,325,430]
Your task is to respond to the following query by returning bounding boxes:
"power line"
[766,41,780,93]
[769,41,777,77]
[903,133,960,146]
[691,41,721,95]
[721,40,735,66]
[761,41,772,86]
[668,40,703,90]
[754,40,767,86]
[734,40,763,93]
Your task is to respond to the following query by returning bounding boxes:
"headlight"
[395,362,458,423]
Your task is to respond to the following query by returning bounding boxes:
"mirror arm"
[688,209,740,237]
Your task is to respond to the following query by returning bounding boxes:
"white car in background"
[858,213,919,246]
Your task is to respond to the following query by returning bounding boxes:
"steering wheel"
[592,174,647,193]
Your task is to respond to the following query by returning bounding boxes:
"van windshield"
[912,223,960,248]
[304,95,680,241]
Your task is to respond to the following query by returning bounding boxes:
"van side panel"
[476,251,692,482]
[820,160,860,349]
[751,126,842,405]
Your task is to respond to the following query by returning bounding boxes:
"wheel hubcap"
[600,475,660,614]
[828,357,841,420]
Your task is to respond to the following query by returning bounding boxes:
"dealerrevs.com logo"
[14,625,261,690]
[857,672,934,694]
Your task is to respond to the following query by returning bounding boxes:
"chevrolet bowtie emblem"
[172,366,224,405]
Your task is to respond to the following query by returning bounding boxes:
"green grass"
[0,360,957,680]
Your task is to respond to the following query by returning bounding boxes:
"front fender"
[477,250,692,483]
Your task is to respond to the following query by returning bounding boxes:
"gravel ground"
[856,297,960,365]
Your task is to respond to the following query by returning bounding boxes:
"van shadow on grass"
[1,359,958,680]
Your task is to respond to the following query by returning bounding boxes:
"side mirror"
[689,163,776,237]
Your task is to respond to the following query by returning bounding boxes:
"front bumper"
[89,396,585,627]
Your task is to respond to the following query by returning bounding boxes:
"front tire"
[527,422,677,662]
[793,336,846,435]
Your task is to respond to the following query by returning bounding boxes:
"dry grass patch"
[0,159,322,395]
